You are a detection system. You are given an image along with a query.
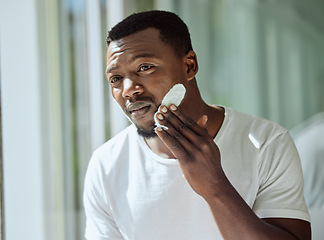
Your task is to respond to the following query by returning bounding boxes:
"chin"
[135,122,157,139]
[137,128,157,139]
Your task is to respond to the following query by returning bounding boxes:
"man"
[84,10,311,240]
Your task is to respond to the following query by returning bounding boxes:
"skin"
[106,28,191,140]
[106,27,311,239]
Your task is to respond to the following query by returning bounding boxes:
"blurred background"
[1,0,324,239]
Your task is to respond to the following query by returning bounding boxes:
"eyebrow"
[106,66,117,74]
[129,53,157,62]
[106,53,158,75]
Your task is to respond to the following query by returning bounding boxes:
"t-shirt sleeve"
[252,131,310,222]
[83,153,123,240]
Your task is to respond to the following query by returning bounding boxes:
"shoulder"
[84,124,139,195]
[94,124,136,156]
[89,124,138,171]
[222,107,288,145]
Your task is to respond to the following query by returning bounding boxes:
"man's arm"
[155,105,311,240]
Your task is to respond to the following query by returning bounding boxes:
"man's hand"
[155,104,311,240]
[155,104,227,201]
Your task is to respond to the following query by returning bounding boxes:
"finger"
[155,126,190,159]
[157,107,198,144]
[155,112,195,152]
[197,115,208,129]
[165,105,209,138]
[157,107,212,156]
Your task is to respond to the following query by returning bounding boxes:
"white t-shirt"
[84,107,310,240]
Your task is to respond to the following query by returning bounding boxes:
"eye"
[138,65,153,72]
[109,76,122,84]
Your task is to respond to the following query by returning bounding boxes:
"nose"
[122,77,144,98]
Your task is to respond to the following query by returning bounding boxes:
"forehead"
[106,28,173,64]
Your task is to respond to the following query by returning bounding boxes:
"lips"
[126,102,152,118]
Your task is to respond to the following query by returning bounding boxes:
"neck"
[145,137,174,159]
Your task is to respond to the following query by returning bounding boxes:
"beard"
[136,125,157,138]
[124,96,159,139]
[135,119,158,139]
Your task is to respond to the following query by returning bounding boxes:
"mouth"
[131,106,151,118]
[127,102,152,119]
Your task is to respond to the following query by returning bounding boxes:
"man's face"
[106,28,187,138]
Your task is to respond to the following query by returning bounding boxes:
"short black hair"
[106,10,193,57]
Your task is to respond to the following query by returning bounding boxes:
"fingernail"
[157,113,164,120]
[170,105,177,111]
[155,127,163,132]
[203,115,208,122]
[160,106,168,113]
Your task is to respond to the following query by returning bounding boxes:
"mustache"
[125,97,156,113]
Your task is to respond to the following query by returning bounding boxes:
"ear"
[184,50,198,81]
